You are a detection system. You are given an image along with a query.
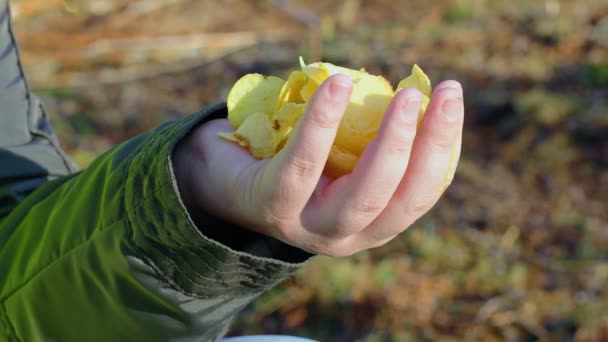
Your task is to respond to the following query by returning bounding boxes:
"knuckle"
[331,211,370,238]
[352,197,385,215]
[384,134,415,155]
[402,126,418,142]
[309,106,340,129]
[380,117,416,149]
[429,132,454,153]
[287,156,317,179]
[405,194,437,216]
[330,221,356,239]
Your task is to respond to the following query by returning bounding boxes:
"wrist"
[172,124,248,229]
[173,133,199,214]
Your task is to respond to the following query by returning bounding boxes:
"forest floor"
[13,0,608,340]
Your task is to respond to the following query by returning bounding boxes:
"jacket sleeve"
[0,103,314,342]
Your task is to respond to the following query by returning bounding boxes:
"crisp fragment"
[299,61,396,156]
[218,132,246,146]
[226,74,284,127]
[276,71,307,112]
[397,64,431,96]
[334,73,394,156]
[221,60,434,177]
[300,63,330,102]
[273,102,306,137]
[231,112,281,158]
[325,145,359,178]
[397,64,432,125]
[271,102,307,154]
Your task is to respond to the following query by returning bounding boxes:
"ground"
[12,0,608,340]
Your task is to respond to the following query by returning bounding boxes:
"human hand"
[173,74,464,257]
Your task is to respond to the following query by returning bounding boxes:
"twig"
[37,37,296,88]
[11,0,65,20]
[125,0,188,15]
[81,31,280,57]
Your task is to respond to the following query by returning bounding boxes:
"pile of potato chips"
[220,58,432,177]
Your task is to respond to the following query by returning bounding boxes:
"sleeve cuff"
[123,103,314,299]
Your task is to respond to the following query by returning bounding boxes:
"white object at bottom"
[221,335,318,342]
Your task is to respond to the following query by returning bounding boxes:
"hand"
[174,74,464,257]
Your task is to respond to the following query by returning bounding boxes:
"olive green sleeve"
[0,104,313,342]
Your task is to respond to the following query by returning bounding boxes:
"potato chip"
[299,61,396,156]
[217,131,246,146]
[226,74,284,127]
[397,64,432,126]
[226,112,282,158]
[300,79,319,103]
[334,73,394,156]
[272,102,306,143]
[275,71,307,112]
[325,145,359,178]
[397,64,432,97]
[299,65,328,102]
[220,59,433,177]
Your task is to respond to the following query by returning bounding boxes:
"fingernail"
[328,75,352,101]
[441,91,463,123]
[436,81,463,97]
[403,96,422,124]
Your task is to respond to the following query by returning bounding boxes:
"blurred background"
[12,0,608,340]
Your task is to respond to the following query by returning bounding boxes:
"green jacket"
[0,104,313,341]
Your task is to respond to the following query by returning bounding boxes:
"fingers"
[354,81,464,244]
[261,74,353,227]
[308,88,422,237]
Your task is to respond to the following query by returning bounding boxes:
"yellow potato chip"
[299,62,371,102]
[226,74,284,127]
[397,64,432,126]
[300,79,319,103]
[397,64,432,97]
[222,59,434,178]
[230,112,282,158]
[275,71,307,112]
[217,131,246,146]
[272,102,306,141]
[325,145,359,178]
[299,63,329,102]
[274,103,306,153]
[299,61,395,156]
[334,73,394,156]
